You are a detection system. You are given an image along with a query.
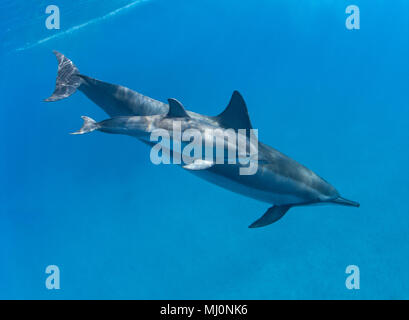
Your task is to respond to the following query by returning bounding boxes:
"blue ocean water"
[0,0,408,299]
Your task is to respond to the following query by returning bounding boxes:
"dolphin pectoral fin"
[183,160,214,170]
[248,205,291,228]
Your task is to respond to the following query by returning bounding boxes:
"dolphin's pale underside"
[45,51,359,228]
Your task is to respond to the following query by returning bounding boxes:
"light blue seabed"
[0,0,408,299]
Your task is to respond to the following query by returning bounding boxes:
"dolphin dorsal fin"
[216,91,253,130]
[167,98,189,118]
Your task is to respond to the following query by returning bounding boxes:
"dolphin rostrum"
[45,51,359,228]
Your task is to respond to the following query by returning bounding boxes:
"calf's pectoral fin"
[183,159,214,170]
[248,205,291,228]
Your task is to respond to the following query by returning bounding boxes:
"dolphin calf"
[45,51,359,227]
[70,103,260,173]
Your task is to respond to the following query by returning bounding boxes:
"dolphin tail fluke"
[71,116,98,135]
[248,205,291,228]
[331,197,360,207]
[44,51,82,102]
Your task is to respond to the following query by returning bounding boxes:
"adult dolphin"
[45,51,359,227]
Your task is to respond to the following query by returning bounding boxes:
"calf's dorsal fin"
[167,98,189,118]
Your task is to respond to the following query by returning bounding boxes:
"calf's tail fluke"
[45,51,82,102]
[331,196,360,207]
[70,116,98,135]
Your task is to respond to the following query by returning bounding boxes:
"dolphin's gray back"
[78,75,169,118]
[45,51,169,118]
